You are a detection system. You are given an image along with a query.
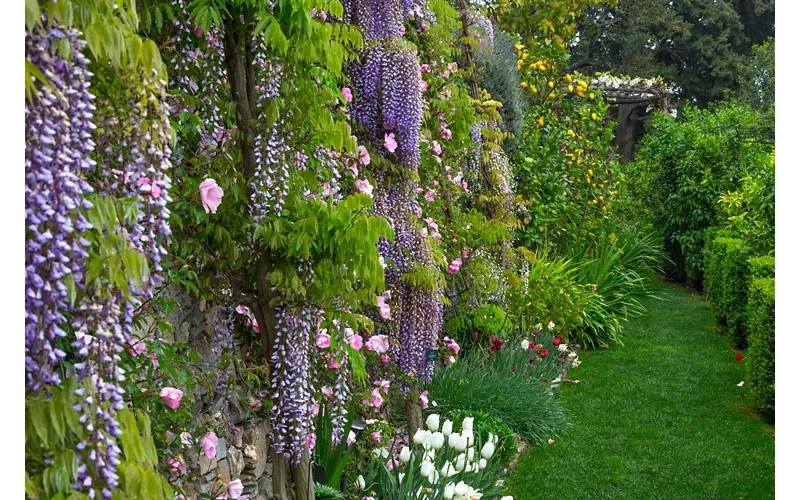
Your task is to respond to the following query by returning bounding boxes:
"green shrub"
[748,255,775,281]
[444,410,518,464]
[746,278,775,423]
[703,237,750,347]
[630,104,772,284]
[428,355,569,444]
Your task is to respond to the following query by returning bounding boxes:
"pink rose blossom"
[421,80,428,92]
[357,145,371,165]
[354,178,374,197]
[251,317,260,333]
[371,430,382,442]
[228,479,245,499]
[160,387,184,410]
[200,432,219,459]
[316,331,331,348]
[199,178,224,214]
[366,334,390,353]
[342,87,353,103]
[373,379,391,394]
[322,386,333,396]
[327,358,340,369]
[419,390,429,409]
[347,333,364,351]
[420,64,429,73]
[167,457,187,478]
[380,353,391,363]
[384,133,398,153]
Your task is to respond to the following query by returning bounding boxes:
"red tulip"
[552,336,562,346]
[540,349,549,358]
[734,353,743,362]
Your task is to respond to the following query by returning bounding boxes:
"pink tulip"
[316,331,331,348]
[384,133,398,153]
[227,479,244,499]
[200,432,218,459]
[160,387,183,410]
[199,178,224,214]
[342,86,353,103]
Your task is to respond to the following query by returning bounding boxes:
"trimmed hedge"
[748,255,775,281]
[746,277,775,423]
[704,237,750,347]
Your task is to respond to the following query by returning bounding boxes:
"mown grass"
[505,279,775,499]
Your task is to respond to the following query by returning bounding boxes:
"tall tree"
[571,0,774,105]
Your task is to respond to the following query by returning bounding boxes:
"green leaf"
[25,0,40,31]
[63,274,77,308]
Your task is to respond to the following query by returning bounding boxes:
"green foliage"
[629,104,772,284]
[748,255,775,281]
[314,403,355,489]
[477,28,523,153]
[517,250,584,337]
[746,277,775,423]
[26,379,172,499]
[703,237,750,347]
[439,410,518,465]
[444,303,513,352]
[736,37,775,133]
[718,152,775,254]
[314,483,346,500]
[428,355,569,444]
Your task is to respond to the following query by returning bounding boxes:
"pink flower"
[357,145,371,166]
[200,432,218,459]
[322,386,333,396]
[370,430,382,442]
[424,189,435,202]
[167,457,187,478]
[420,64,429,73]
[362,387,384,408]
[414,205,423,218]
[376,295,391,319]
[316,331,331,348]
[311,402,320,416]
[462,247,471,259]
[384,133,398,153]
[347,430,357,446]
[373,379,390,394]
[461,180,468,190]
[235,305,250,315]
[327,358,340,369]
[251,317,260,333]
[127,338,147,357]
[441,127,452,140]
[365,334,390,353]
[307,432,317,450]
[347,333,364,351]
[159,387,183,410]
[380,353,391,363]
[447,62,457,72]
[442,70,450,78]
[430,141,442,156]
[228,479,245,499]
[342,87,353,103]
[319,11,327,21]
[419,390,429,409]
[199,178,224,214]
[421,80,428,92]
[354,178,374,197]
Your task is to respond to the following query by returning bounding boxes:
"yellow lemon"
[547,81,554,88]
[589,92,595,100]
[591,113,597,120]
[521,81,528,88]
[548,92,556,99]
[564,74,573,83]
[568,85,574,92]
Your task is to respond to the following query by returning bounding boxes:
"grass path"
[505,279,775,499]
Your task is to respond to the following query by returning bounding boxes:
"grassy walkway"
[505,280,774,499]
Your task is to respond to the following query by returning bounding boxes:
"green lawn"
[505,279,775,499]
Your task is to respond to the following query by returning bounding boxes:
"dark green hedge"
[746,277,775,423]
[748,255,775,281]
[704,236,750,347]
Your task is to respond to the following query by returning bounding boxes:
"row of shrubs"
[704,233,775,422]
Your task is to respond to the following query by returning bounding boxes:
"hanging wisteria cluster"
[345,0,442,384]
[269,304,316,464]
[25,23,96,392]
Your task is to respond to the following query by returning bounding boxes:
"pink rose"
[159,387,183,410]
[199,178,224,214]
[365,334,389,353]
[384,133,398,153]
[251,317,260,333]
[200,432,219,459]
[357,145,371,166]
[316,331,331,348]
[354,178,374,197]
[228,479,244,499]
[430,141,442,156]
[342,87,353,103]
[419,390,429,409]
[371,430,382,442]
[327,358,340,369]
[167,456,187,478]
[348,333,364,351]
[421,80,428,92]
[420,64,429,73]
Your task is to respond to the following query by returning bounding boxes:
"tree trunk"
[405,385,424,435]
[292,447,314,500]
[614,103,641,163]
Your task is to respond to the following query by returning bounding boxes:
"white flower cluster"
[590,72,678,94]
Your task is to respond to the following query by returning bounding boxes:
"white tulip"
[480,441,495,460]
[558,343,568,352]
[448,432,461,448]
[462,428,474,447]
[454,482,469,495]
[471,462,480,473]
[454,435,468,452]
[441,419,453,436]
[461,417,474,431]
[430,432,445,450]
[426,414,441,432]
[399,473,405,484]
[501,497,514,500]
[467,447,475,462]
[488,432,498,444]
[420,460,434,478]
[428,467,440,485]
[356,475,366,490]
[381,447,390,459]
[454,453,466,472]
[520,339,530,349]
[568,352,577,359]
[478,458,487,470]
[443,483,456,499]
[413,428,428,445]
[423,449,436,462]
[441,461,458,477]
[399,446,412,463]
